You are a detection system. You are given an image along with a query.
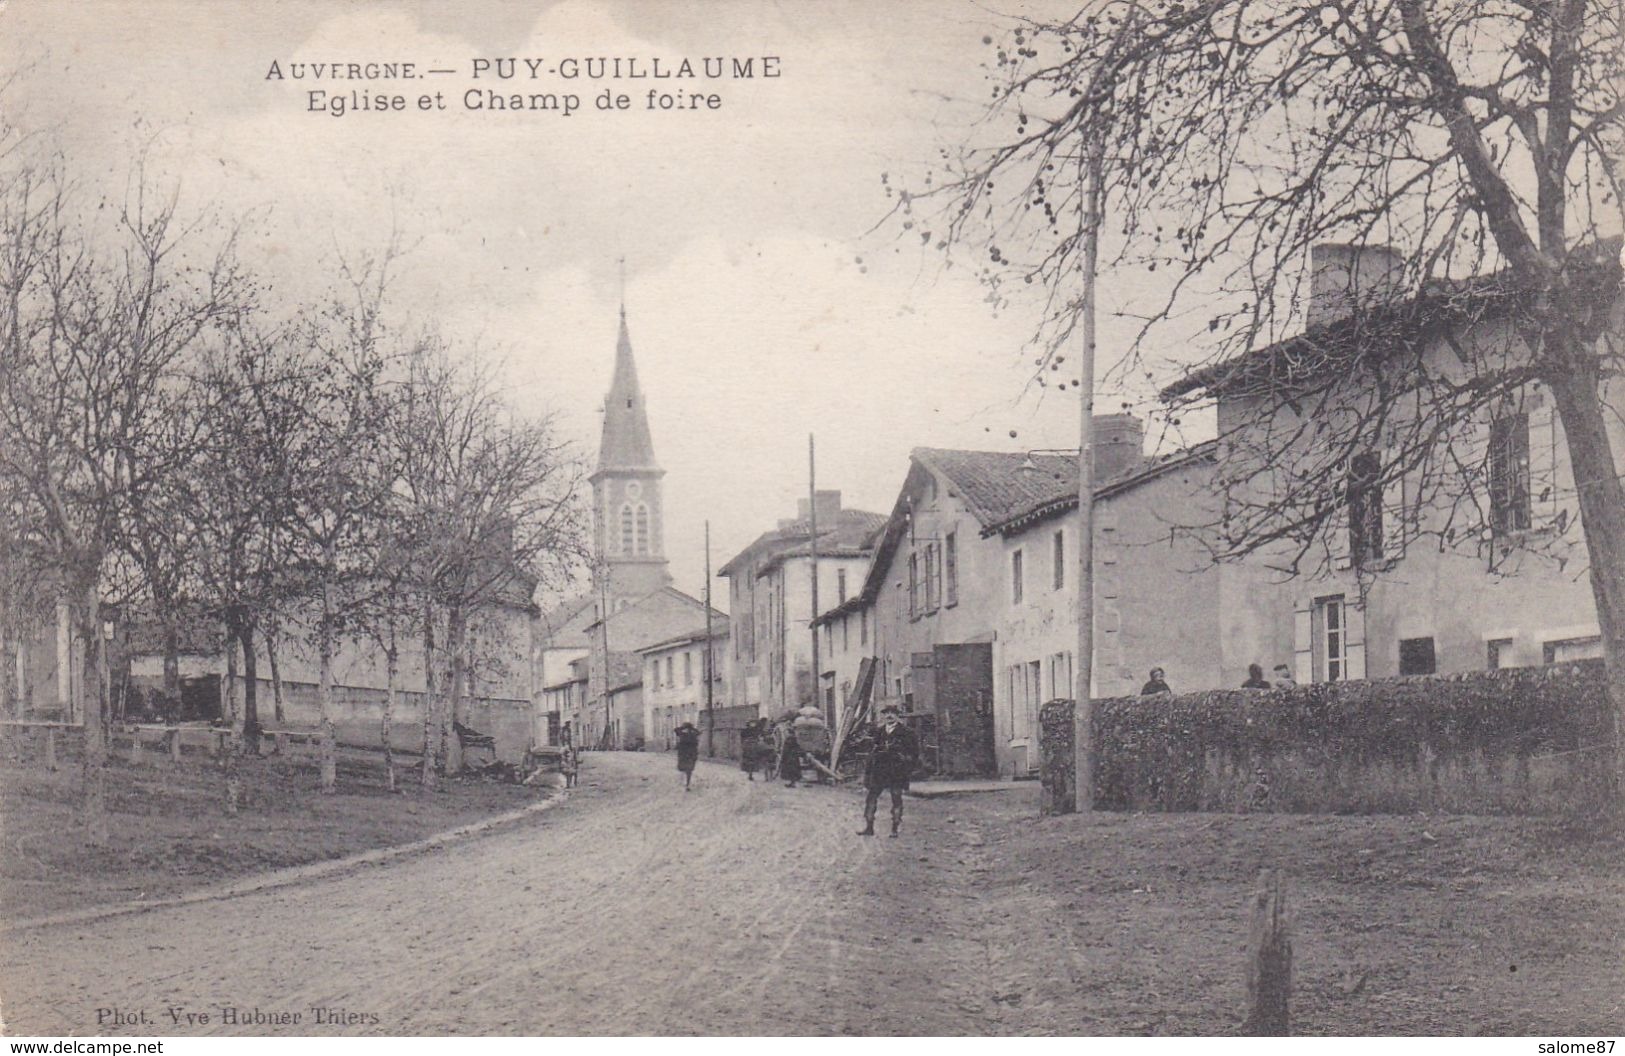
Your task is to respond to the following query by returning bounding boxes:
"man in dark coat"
[674,721,701,791]
[858,705,920,838]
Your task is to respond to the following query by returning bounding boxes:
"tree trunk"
[383,618,397,793]
[266,618,285,724]
[161,621,180,717]
[236,621,260,755]
[77,579,109,845]
[420,600,439,791]
[318,570,337,794]
[221,618,241,816]
[445,605,466,775]
[1548,365,1625,806]
[1243,868,1293,1035]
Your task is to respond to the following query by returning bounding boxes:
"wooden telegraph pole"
[705,520,715,757]
[1072,133,1105,814]
[808,434,824,730]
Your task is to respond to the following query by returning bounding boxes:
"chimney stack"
[1092,413,1145,482]
[1308,243,1403,328]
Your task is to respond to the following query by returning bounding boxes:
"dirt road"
[5,752,1618,1036]
[1,752,1015,1036]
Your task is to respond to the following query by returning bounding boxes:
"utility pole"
[1072,132,1105,814]
[808,434,824,730]
[705,520,715,757]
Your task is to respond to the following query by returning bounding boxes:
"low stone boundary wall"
[1044,660,1614,815]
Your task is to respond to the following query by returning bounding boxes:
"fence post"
[128,728,144,765]
[1244,868,1293,1035]
[169,727,182,763]
[44,726,57,772]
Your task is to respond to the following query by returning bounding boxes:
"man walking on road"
[858,705,919,838]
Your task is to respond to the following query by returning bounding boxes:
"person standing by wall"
[858,705,919,838]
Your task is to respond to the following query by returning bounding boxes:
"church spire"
[595,306,659,475]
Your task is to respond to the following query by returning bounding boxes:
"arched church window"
[619,504,635,553]
[634,503,650,555]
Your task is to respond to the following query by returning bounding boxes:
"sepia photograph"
[0,0,1621,1040]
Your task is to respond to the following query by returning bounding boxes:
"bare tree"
[906,0,1625,796]
[0,166,246,839]
[395,344,588,785]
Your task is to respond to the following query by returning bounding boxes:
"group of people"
[1138,663,1298,697]
[668,705,922,838]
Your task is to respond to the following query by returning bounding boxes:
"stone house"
[637,625,728,750]
[1162,243,1625,686]
[814,420,1221,777]
[717,490,886,719]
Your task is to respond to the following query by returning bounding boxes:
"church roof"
[595,310,660,474]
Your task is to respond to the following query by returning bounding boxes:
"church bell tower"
[590,305,672,609]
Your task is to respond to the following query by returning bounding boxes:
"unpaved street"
[2,753,1025,1036]
[5,752,1619,1036]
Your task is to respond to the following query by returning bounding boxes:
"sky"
[0,0,1196,607]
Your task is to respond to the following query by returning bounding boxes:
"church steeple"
[596,309,659,474]
[589,298,672,606]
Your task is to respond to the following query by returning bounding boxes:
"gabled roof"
[1159,240,1622,402]
[912,448,1079,531]
[536,592,597,649]
[983,441,1218,537]
[811,442,1217,628]
[635,624,730,655]
[718,507,887,577]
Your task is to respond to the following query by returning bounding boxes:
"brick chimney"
[795,490,842,527]
[1092,414,1145,482]
[1308,243,1403,328]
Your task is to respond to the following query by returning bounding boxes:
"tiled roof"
[719,508,887,577]
[912,448,1079,530]
[982,441,1218,537]
[635,624,730,655]
[1159,240,1622,401]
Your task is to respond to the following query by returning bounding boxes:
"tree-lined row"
[0,162,587,840]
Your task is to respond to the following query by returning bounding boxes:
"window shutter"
[1529,390,1560,527]
[1382,442,1404,560]
[1293,599,1313,683]
[1344,602,1367,680]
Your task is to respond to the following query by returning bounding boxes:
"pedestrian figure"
[858,705,920,838]
[674,721,701,791]
[740,718,766,781]
[779,722,804,787]
[1242,663,1271,690]
[1272,664,1297,690]
[1140,667,1173,696]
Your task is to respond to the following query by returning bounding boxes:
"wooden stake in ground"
[1244,868,1293,1036]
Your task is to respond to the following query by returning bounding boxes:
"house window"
[1347,451,1384,565]
[1490,413,1531,533]
[1011,549,1025,604]
[842,615,850,652]
[945,530,958,606]
[1053,530,1065,590]
[684,652,693,686]
[860,609,868,646]
[837,569,847,604]
[1006,664,1023,739]
[1543,636,1602,664]
[908,552,919,617]
[1486,637,1514,670]
[1048,651,1073,699]
[1026,660,1042,738]
[1313,595,1347,682]
[1398,636,1436,676]
[925,543,940,612]
[823,623,833,657]
[665,656,674,686]
[619,504,635,553]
